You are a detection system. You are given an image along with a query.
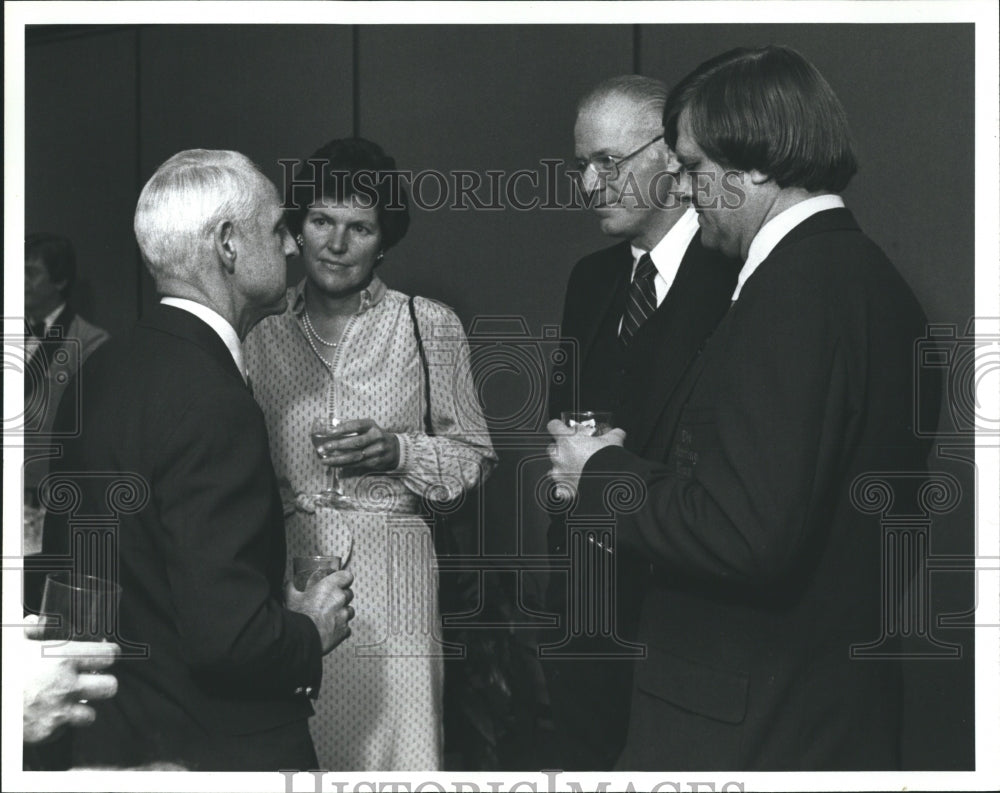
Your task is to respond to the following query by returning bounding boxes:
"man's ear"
[664,146,682,175]
[214,220,237,274]
[652,133,672,167]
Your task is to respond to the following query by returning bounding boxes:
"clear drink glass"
[561,410,615,436]
[292,555,342,592]
[39,572,122,702]
[39,572,122,642]
[310,415,360,510]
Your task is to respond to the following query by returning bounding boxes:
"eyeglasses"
[574,134,664,182]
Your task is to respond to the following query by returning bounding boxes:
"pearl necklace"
[303,309,338,347]
[303,322,334,370]
[302,311,337,370]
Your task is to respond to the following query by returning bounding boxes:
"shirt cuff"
[391,433,410,473]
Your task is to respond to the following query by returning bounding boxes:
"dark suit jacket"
[549,233,741,457]
[543,231,738,769]
[23,306,109,495]
[579,208,935,770]
[36,305,322,771]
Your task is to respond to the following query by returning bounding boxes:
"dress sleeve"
[393,298,498,502]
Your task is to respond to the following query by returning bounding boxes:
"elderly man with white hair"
[36,150,355,770]
[541,75,739,770]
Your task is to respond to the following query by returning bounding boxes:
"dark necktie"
[619,253,657,346]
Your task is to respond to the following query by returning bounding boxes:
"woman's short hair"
[134,149,269,282]
[25,232,76,299]
[285,137,410,251]
[664,45,858,193]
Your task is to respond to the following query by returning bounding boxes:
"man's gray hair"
[578,74,668,125]
[134,149,268,281]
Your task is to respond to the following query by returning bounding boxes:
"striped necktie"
[619,253,657,346]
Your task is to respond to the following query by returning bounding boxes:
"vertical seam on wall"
[352,25,361,137]
[633,24,641,74]
[134,26,144,318]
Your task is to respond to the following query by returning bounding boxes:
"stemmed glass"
[310,415,360,510]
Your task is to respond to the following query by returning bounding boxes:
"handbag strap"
[408,296,434,436]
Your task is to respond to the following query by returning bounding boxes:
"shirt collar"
[290,273,388,316]
[41,303,67,333]
[630,207,699,281]
[160,297,247,382]
[733,194,845,301]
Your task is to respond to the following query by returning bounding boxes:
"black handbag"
[407,296,461,557]
[407,296,539,769]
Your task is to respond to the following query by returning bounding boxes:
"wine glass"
[310,415,360,510]
[561,410,615,436]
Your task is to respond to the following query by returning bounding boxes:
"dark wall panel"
[138,25,354,311]
[359,24,633,327]
[359,25,634,571]
[25,29,139,340]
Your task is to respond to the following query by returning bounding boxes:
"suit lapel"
[25,306,77,401]
[626,242,704,453]
[630,210,857,455]
[578,242,632,367]
[47,305,76,337]
[629,238,739,457]
[27,305,75,361]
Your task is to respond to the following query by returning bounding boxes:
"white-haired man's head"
[574,75,678,249]
[577,74,667,125]
[134,149,272,284]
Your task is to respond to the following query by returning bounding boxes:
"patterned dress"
[244,276,496,771]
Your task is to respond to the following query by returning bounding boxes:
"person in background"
[23,233,110,553]
[36,149,355,771]
[245,136,496,771]
[548,45,936,770]
[540,75,738,770]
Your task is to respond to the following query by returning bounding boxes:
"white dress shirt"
[618,207,700,334]
[160,297,247,382]
[732,194,846,301]
[629,206,700,305]
[25,302,66,360]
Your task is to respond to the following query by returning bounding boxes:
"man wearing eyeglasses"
[541,75,738,770]
[547,47,937,771]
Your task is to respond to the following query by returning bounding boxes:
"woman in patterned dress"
[244,137,496,770]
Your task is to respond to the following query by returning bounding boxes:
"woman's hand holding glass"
[313,418,400,472]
